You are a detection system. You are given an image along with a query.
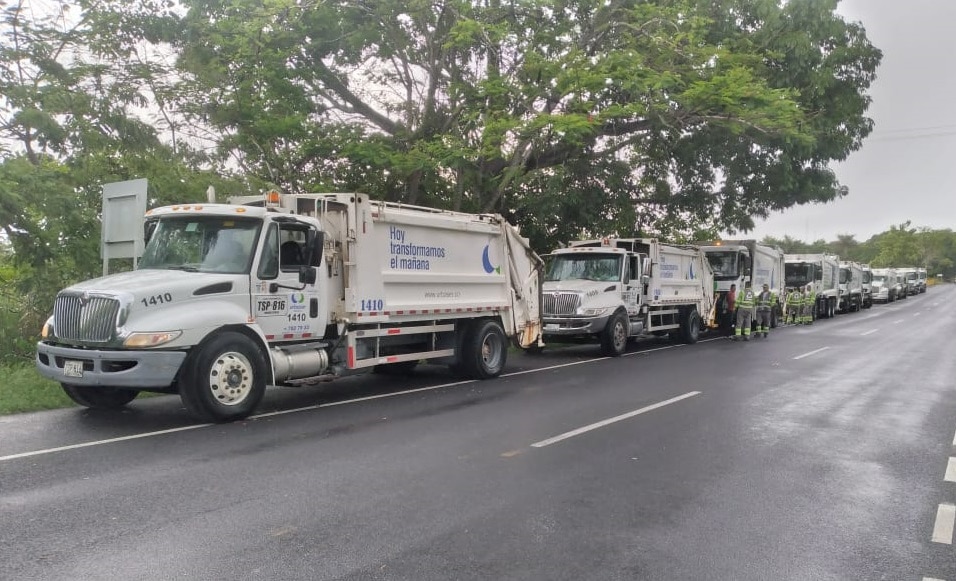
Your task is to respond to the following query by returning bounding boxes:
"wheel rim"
[480,331,504,370]
[208,351,255,406]
[614,318,628,350]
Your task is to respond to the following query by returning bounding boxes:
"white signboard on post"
[101,178,147,275]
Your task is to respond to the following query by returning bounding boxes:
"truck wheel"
[62,384,138,409]
[179,331,267,422]
[600,311,629,357]
[679,309,700,344]
[460,319,508,379]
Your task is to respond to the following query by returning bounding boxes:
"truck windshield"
[839,268,851,284]
[785,263,813,287]
[545,254,623,282]
[872,275,885,284]
[862,271,872,284]
[140,216,261,275]
[705,251,739,280]
[906,273,917,282]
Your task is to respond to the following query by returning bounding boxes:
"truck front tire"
[179,331,268,423]
[679,309,700,344]
[459,319,508,379]
[62,384,138,410]
[600,311,629,357]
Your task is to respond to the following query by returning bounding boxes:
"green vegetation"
[0,364,71,415]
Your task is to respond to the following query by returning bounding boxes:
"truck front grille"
[543,292,581,316]
[54,293,120,343]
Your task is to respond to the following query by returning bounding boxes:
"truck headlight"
[579,307,611,317]
[41,317,54,339]
[123,331,183,348]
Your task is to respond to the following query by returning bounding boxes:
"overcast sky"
[738,0,956,243]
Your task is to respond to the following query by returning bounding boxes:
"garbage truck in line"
[539,237,714,356]
[36,192,543,422]
[697,239,785,330]
[838,261,865,313]
[784,253,840,319]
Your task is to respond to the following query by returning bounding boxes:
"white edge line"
[530,391,701,448]
[922,577,946,581]
[0,423,213,462]
[793,346,830,360]
[946,457,956,483]
[860,329,879,336]
[952,428,956,447]
[893,319,905,324]
[932,503,956,544]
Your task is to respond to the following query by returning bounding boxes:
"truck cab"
[838,261,864,313]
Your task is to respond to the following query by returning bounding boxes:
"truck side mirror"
[307,231,325,266]
[299,265,317,285]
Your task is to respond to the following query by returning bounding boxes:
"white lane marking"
[914,312,922,317]
[932,503,956,544]
[946,458,956,483]
[893,319,905,324]
[793,346,830,360]
[952,428,956,447]
[922,577,946,581]
[530,391,701,448]
[0,424,214,462]
[860,329,879,336]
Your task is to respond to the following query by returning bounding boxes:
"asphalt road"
[2,286,956,580]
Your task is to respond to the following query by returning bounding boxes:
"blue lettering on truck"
[388,226,447,271]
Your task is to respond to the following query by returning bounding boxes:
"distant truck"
[784,253,840,319]
[36,192,543,422]
[898,267,919,296]
[838,261,864,313]
[540,237,714,356]
[861,264,874,308]
[697,240,785,330]
[917,267,928,293]
[870,268,899,303]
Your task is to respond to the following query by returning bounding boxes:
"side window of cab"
[258,224,279,279]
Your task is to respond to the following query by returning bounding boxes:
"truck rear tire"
[600,311,629,357]
[179,331,268,422]
[679,309,700,344]
[62,384,138,410]
[459,319,508,379]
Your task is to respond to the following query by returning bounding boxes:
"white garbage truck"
[539,237,713,356]
[784,253,840,319]
[36,192,543,422]
[861,264,874,308]
[697,239,785,330]
[838,260,864,313]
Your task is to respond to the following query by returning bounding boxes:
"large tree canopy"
[166,0,881,248]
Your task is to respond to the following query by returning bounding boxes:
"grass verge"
[0,363,72,415]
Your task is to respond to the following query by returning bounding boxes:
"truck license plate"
[64,360,84,378]
[544,323,560,331]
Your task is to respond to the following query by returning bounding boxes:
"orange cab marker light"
[235,207,247,213]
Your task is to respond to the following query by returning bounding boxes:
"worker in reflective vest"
[802,284,816,325]
[755,283,775,338]
[786,287,802,324]
[733,281,755,341]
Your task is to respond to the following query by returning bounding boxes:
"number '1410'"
[361,299,384,311]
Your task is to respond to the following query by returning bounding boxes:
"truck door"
[253,222,322,341]
[624,254,642,316]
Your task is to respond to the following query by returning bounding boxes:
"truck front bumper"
[36,342,187,388]
[541,314,611,336]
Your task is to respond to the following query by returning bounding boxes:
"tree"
[167,0,881,249]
